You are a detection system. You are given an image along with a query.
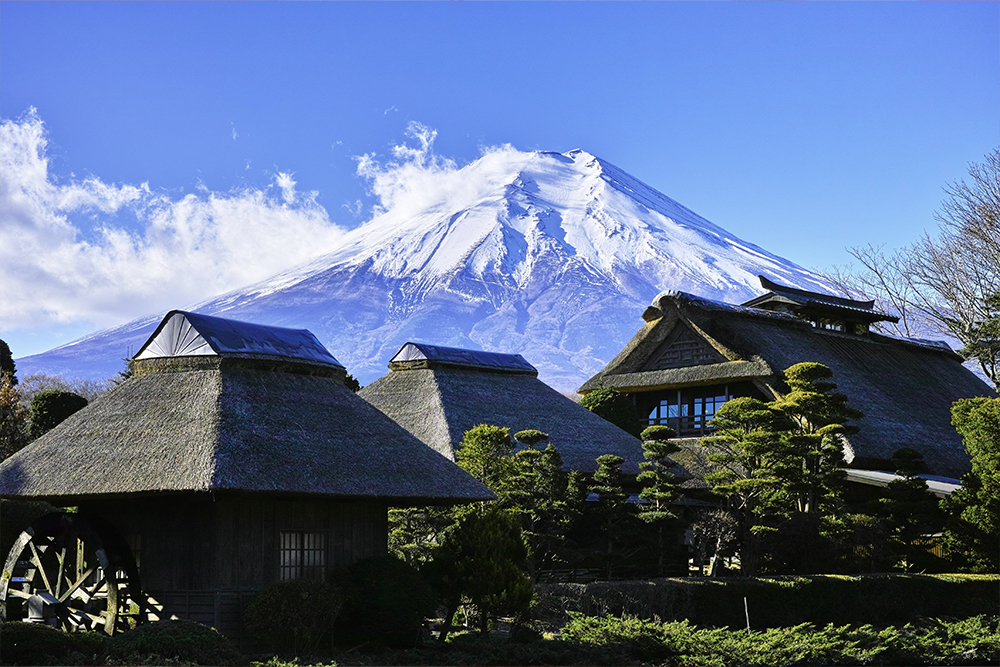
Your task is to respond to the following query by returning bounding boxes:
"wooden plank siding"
[83,495,388,643]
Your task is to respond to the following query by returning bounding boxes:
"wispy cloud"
[355,121,521,221]
[0,109,347,335]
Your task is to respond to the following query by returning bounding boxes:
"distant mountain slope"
[19,149,834,392]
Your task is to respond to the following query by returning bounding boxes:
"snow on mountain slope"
[18,148,835,391]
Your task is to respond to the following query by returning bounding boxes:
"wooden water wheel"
[0,511,143,634]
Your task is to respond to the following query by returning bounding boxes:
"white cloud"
[355,121,523,222]
[0,109,347,335]
[355,121,460,217]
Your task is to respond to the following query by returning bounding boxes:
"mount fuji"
[18,148,834,392]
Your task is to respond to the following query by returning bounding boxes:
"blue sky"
[1,2,998,359]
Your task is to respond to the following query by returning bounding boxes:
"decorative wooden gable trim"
[641,323,725,371]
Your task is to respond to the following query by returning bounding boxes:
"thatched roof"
[580,289,996,479]
[0,313,493,505]
[359,342,645,474]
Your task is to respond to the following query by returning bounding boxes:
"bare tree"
[825,244,927,339]
[824,148,1000,389]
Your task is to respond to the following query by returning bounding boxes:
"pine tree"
[771,363,860,515]
[588,454,634,579]
[701,397,784,575]
[455,424,516,494]
[423,506,533,640]
[873,448,944,572]
[388,506,456,567]
[508,431,584,580]
[636,425,681,576]
[580,386,642,437]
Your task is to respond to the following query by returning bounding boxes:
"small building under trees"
[359,342,645,473]
[579,277,996,480]
[0,311,491,641]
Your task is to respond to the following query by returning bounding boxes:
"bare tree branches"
[823,148,1000,389]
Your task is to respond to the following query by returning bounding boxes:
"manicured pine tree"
[636,425,681,576]
[388,505,458,567]
[455,423,516,496]
[580,386,643,437]
[942,397,1000,573]
[588,453,635,579]
[767,363,861,573]
[701,396,784,575]
[770,363,860,515]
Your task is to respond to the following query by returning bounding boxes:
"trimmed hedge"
[104,618,244,666]
[536,574,1000,630]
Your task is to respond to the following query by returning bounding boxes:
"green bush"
[28,390,87,439]
[336,555,437,649]
[0,621,106,666]
[559,613,1000,666]
[104,619,243,666]
[244,578,344,656]
[579,387,642,437]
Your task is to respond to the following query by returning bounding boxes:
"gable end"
[642,325,724,371]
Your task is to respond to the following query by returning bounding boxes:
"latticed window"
[279,531,327,581]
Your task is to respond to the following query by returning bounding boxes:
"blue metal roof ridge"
[390,341,537,373]
[137,310,344,368]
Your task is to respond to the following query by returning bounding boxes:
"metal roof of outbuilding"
[389,342,536,373]
[134,310,343,368]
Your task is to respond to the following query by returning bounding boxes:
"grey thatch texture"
[0,355,493,504]
[580,291,996,479]
[360,357,645,474]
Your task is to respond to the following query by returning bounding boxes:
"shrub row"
[558,613,1000,666]
[0,619,242,666]
[4,613,998,666]
[536,573,1000,630]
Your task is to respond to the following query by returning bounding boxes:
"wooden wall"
[85,493,388,644]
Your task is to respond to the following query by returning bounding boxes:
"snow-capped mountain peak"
[19,148,833,391]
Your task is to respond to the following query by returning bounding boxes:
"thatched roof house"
[579,280,995,479]
[0,311,492,504]
[0,312,493,639]
[359,342,644,474]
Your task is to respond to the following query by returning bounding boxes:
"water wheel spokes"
[1,512,140,634]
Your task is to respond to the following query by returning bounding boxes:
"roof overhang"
[843,469,961,498]
[580,358,773,393]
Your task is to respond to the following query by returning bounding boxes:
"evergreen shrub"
[28,390,87,439]
[244,579,344,656]
[335,555,437,648]
[104,618,243,666]
[579,387,642,437]
[0,621,106,666]
[559,613,1000,666]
